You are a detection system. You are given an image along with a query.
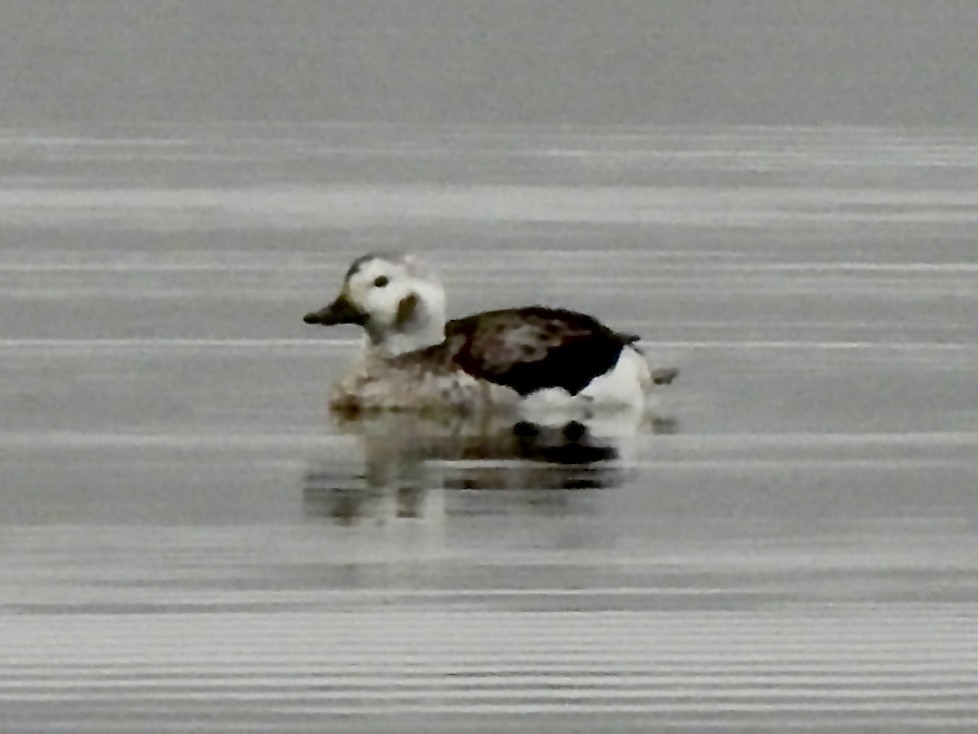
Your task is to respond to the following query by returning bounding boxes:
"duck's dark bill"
[303,296,367,326]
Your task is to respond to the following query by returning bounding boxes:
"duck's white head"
[303,253,447,356]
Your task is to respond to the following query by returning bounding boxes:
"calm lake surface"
[2,124,978,732]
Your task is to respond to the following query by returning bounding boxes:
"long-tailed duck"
[303,253,677,417]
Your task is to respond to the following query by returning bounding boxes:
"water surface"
[2,124,978,732]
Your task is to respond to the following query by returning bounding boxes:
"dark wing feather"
[444,306,633,396]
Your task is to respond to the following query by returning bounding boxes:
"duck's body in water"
[303,253,678,421]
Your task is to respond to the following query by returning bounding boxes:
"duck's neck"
[374,320,446,357]
[372,279,447,357]
[366,295,447,357]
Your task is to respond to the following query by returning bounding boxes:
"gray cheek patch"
[395,292,420,329]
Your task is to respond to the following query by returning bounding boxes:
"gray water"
[2,124,978,732]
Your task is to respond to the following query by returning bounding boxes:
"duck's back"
[332,307,652,415]
[440,306,637,397]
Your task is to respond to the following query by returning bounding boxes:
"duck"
[302,253,678,418]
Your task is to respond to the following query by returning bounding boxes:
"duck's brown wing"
[442,307,635,397]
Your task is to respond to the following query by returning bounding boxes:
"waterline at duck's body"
[303,253,678,420]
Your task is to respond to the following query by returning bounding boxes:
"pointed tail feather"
[651,367,679,386]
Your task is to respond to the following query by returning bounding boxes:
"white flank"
[517,347,653,429]
[579,346,651,407]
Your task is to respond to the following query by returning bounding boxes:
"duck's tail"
[622,338,678,389]
[650,366,679,386]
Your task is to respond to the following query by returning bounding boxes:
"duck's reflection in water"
[302,411,677,525]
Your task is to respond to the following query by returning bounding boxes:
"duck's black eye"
[373,275,389,288]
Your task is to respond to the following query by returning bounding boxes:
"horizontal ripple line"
[3,673,978,689]
[0,338,974,351]
[4,691,978,706]
[9,662,978,675]
[2,430,977,452]
[2,262,977,273]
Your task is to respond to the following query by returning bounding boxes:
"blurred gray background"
[3,0,978,126]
